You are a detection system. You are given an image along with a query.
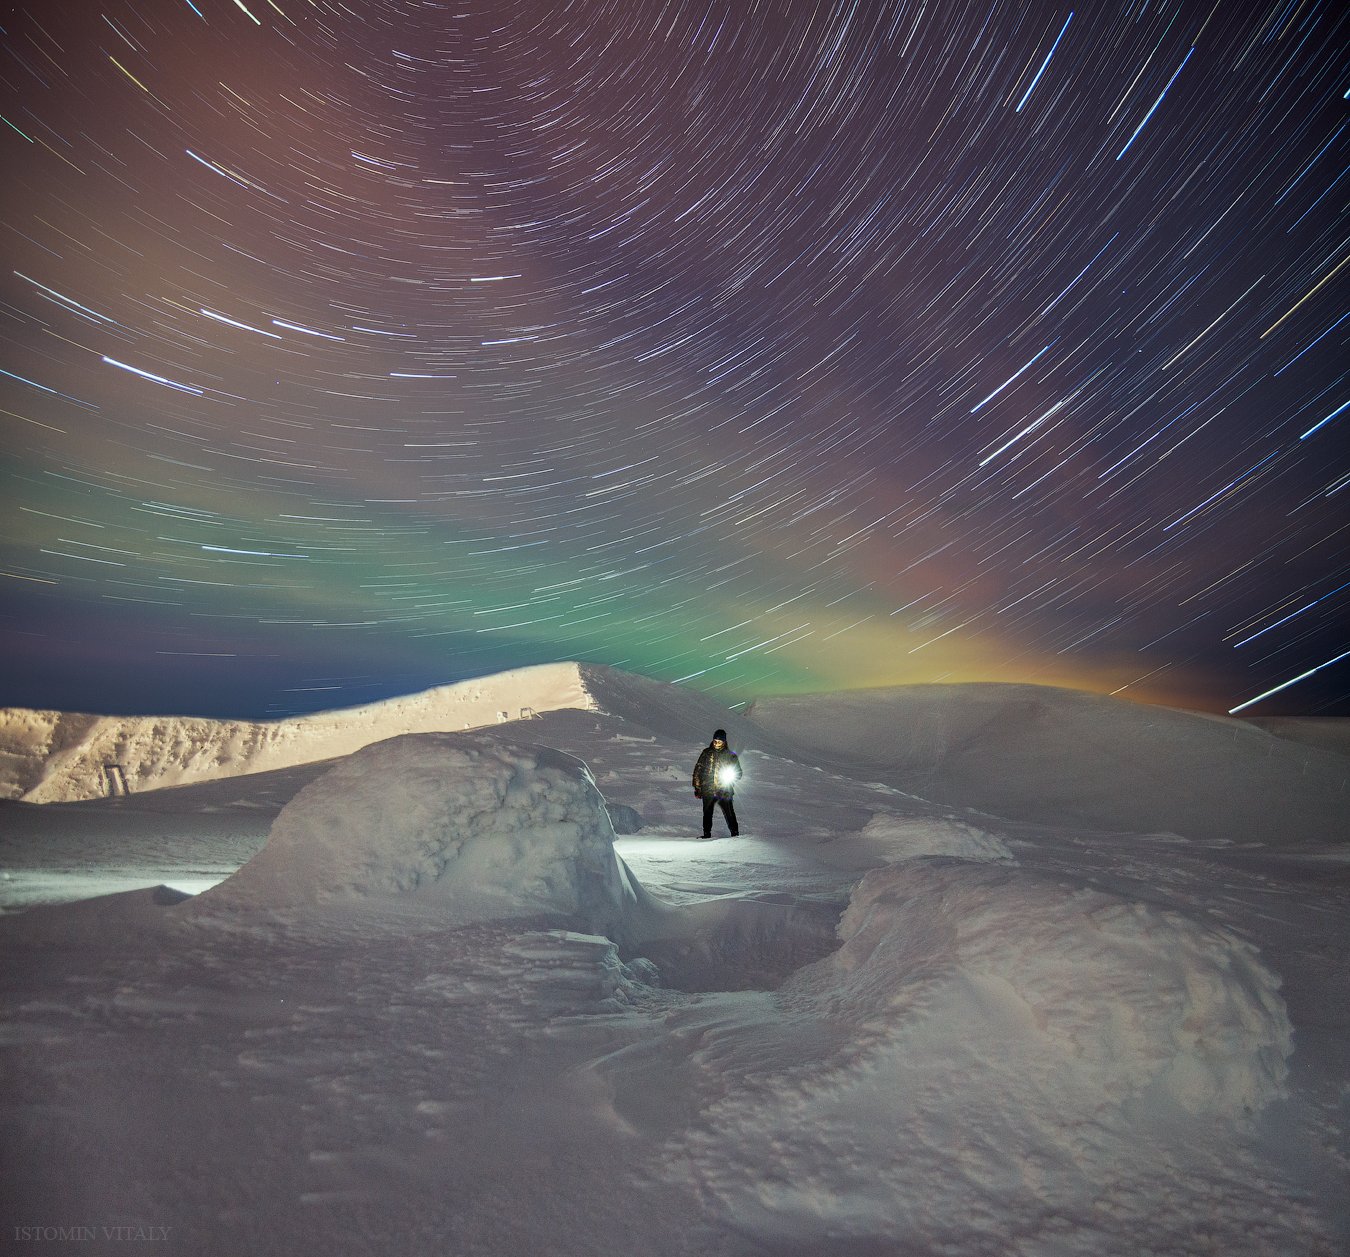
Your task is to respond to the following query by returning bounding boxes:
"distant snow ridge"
[0,660,785,803]
[199,733,644,935]
[747,681,1349,845]
[0,707,100,800]
[0,662,594,801]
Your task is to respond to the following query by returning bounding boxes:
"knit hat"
[713,729,727,741]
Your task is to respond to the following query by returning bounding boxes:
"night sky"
[1,1,1347,720]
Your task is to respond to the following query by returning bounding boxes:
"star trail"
[1,0,1346,718]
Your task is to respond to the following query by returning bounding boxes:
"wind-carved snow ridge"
[0,659,762,803]
[600,859,1299,1252]
[197,732,645,939]
[0,662,595,802]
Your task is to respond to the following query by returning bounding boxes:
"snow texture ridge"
[0,707,100,799]
[198,732,643,937]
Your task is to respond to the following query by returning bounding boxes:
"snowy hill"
[0,662,595,802]
[746,682,1349,845]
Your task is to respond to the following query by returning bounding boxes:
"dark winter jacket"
[693,741,741,800]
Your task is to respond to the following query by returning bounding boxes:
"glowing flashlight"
[717,765,737,787]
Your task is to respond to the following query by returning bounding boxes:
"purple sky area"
[1,1,1347,719]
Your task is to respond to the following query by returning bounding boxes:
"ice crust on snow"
[200,732,643,935]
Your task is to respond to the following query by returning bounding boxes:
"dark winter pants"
[701,796,738,838]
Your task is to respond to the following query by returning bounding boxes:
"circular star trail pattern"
[1,0,1347,718]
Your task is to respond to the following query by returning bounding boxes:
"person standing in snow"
[692,728,740,840]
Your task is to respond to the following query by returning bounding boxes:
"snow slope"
[746,682,1349,844]
[0,662,592,802]
[1,667,1346,1255]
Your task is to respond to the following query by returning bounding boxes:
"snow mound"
[626,860,1296,1249]
[198,733,644,934]
[810,861,1292,1116]
[858,812,1014,861]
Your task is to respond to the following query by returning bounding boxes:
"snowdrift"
[804,861,1292,1118]
[746,682,1349,844]
[857,812,1014,861]
[611,859,1298,1250]
[0,663,593,802]
[198,732,646,936]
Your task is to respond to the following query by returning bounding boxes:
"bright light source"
[717,765,736,787]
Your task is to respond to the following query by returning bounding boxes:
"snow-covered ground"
[1,666,1346,1255]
